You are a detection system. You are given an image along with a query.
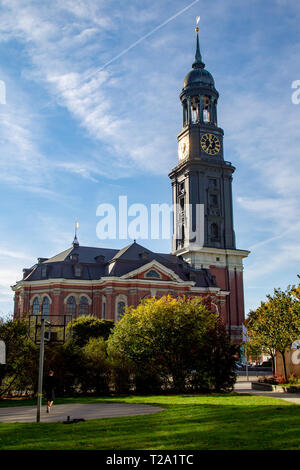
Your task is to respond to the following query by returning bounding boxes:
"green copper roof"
[182,27,216,91]
[192,29,205,69]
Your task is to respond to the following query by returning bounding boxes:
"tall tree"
[107,295,235,392]
[247,287,300,381]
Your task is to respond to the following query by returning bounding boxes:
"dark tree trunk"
[280,351,288,382]
[270,353,275,375]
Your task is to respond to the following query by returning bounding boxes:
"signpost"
[242,324,249,381]
[28,314,73,423]
[36,318,46,423]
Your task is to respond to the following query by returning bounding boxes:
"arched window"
[145,269,161,279]
[79,296,89,316]
[203,96,211,123]
[32,297,39,315]
[42,297,50,318]
[102,296,106,320]
[203,109,210,122]
[66,296,76,316]
[117,301,125,322]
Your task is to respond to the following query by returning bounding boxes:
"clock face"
[178,136,189,161]
[201,133,221,156]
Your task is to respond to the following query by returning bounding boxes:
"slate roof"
[21,241,218,288]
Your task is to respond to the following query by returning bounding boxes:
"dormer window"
[95,255,105,263]
[74,264,82,277]
[139,251,149,260]
[145,269,161,279]
[70,253,79,263]
[41,265,47,278]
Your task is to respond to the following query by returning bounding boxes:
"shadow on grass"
[0,395,300,450]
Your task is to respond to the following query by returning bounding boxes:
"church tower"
[169,22,250,339]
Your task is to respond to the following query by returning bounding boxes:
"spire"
[192,17,205,69]
[73,220,79,247]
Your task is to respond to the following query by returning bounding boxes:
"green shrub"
[107,296,236,393]
[69,316,114,347]
[81,337,110,395]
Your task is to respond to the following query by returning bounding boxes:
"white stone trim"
[121,260,184,283]
[78,294,92,306]
[30,294,41,306]
[177,246,250,272]
[14,277,209,291]
[64,294,79,305]
[41,293,52,304]
[144,269,162,280]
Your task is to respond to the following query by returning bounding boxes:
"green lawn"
[0,394,300,450]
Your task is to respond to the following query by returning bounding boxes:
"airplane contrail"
[86,0,200,79]
[53,0,200,96]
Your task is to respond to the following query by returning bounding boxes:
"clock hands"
[201,133,221,155]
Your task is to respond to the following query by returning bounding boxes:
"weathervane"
[73,220,79,246]
[193,16,204,69]
[196,15,200,33]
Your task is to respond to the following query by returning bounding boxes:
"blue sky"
[0,0,299,316]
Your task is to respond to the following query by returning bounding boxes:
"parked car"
[235,362,245,370]
[259,361,272,368]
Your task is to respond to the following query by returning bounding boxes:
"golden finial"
[196,15,200,33]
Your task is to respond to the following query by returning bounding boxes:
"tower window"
[209,194,218,207]
[203,96,211,122]
[203,109,210,122]
[211,223,219,241]
[191,97,199,123]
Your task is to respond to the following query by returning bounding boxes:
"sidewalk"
[0,403,164,423]
[234,379,300,405]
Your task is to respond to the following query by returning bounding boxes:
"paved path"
[0,403,164,423]
[234,380,300,405]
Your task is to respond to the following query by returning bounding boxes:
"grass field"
[0,394,300,450]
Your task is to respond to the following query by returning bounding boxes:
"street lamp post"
[36,318,46,423]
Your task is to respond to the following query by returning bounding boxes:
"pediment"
[121,260,183,283]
